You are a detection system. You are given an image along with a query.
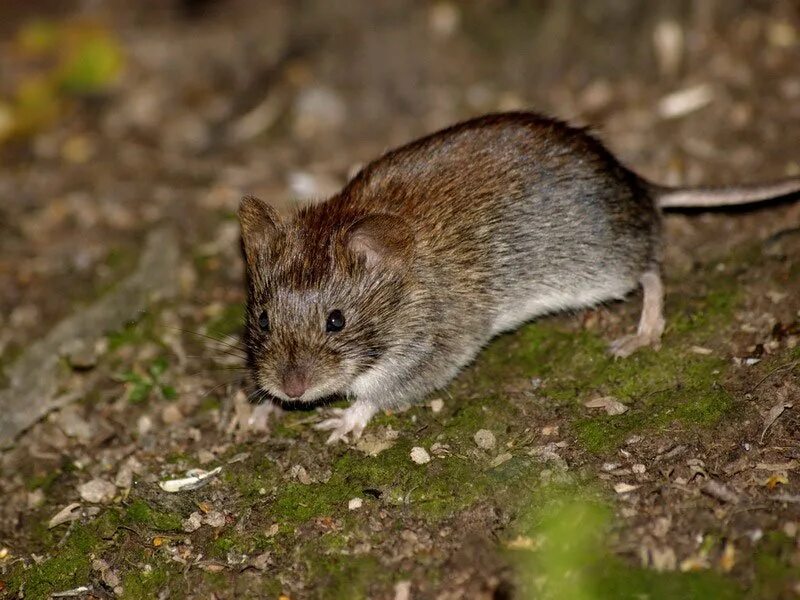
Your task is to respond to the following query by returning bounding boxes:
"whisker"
[170,327,246,352]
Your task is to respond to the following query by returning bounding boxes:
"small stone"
[429,398,444,413]
[65,338,98,369]
[161,404,183,425]
[203,511,226,528]
[183,512,203,532]
[78,478,117,504]
[632,463,647,474]
[394,580,412,600]
[137,415,153,436]
[584,396,628,415]
[114,463,134,490]
[541,424,559,437]
[410,447,431,464]
[614,482,639,494]
[348,497,363,510]
[473,429,496,450]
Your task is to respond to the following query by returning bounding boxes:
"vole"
[238,112,800,443]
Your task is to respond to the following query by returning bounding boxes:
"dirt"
[1,1,799,599]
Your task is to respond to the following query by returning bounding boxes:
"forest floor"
[1,1,800,598]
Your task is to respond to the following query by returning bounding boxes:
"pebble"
[348,497,363,511]
[429,398,444,413]
[78,478,117,504]
[204,511,226,528]
[161,404,183,425]
[632,463,647,474]
[613,482,639,494]
[183,511,203,532]
[410,447,431,464]
[473,429,496,450]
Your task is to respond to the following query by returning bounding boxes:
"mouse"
[238,111,800,443]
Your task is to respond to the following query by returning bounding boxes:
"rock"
[203,511,226,528]
[183,511,203,532]
[78,478,117,504]
[410,447,431,464]
[584,396,629,415]
[473,429,496,450]
[161,404,183,425]
[348,497,363,510]
[429,398,444,413]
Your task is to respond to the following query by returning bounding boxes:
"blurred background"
[2,0,799,341]
[1,2,799,598]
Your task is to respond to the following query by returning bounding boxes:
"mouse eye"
[257,311,270,332]
[326,310,345,333]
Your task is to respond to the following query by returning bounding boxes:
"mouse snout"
[281,368,310,398]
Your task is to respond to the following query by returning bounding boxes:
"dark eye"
[326,310,345,333]
[258,311,269,332]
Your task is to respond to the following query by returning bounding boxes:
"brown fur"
[238,111,798,441]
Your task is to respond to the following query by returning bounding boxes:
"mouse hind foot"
[609,269,665,358]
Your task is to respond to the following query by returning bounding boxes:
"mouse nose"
[282,369,309,398]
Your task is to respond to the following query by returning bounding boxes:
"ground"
[1,1,800,599]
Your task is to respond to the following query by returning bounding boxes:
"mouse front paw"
[314,401,378,444]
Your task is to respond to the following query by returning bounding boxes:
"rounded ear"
[238,196,281,265]
[345,213,414,268]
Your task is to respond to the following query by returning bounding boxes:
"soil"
[1,1,799,599]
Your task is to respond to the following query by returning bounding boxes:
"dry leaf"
[765,473,789,490]
[719,541,736,573]
[760,400,793,444]
[585,396,629,415]
[614,482,639,494]
[48,503,82,528]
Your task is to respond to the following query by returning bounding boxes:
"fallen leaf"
[765,473,789,490]
[760,400,793,444]
[48,503,82,528]
[585,396,629,415]
[614,482,639,494]
[158,466,222,492]
[719,541,736,573]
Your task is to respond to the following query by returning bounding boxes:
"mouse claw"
[314,403,376,444]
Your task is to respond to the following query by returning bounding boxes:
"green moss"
[124,500,184,532]
[303,551,385,600]
[512,485,743,600]
[751,532,799,599]
[7,525,100,600]
[465,270,742,455]
[121,564,171,600]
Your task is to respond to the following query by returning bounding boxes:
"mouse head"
[238,195,417,405]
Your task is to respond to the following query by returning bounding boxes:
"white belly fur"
[491,282,633,336]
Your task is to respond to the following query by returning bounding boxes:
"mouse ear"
[345,213,414,268]
[238,195,281,264]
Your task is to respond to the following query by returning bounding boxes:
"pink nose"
[282,371,308,398]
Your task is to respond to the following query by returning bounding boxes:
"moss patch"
[512,485,744,600]
[6,524,101,600]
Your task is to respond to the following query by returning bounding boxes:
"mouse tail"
[653,177,800,209]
